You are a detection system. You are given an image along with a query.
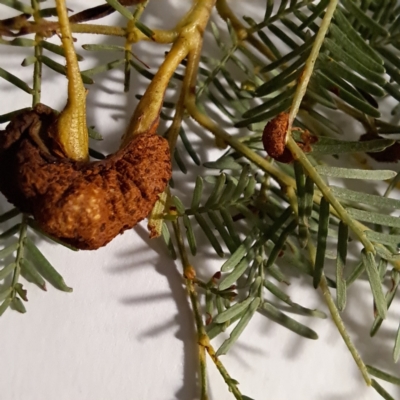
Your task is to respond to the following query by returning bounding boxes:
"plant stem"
[123,0,216,144]
[10,216,28,298]
[172,219,208,400]
[70,23,127,37]
[172,219,243,400]
[31,0,42,106]
[123,1,149,92]
[71,23,177,43]
[186,102,390,264]
[165,4,207,151]
[0,14,178,43]
[187,95,398,392]
[55,0,88,161]
[32,41,42,106]
[186,102,392,270]
[165,48,200,153]
[122,36,188,142]
[124,20,134,93]
[305,241,372,386]
[320,275,372,385]
[287,0,339,128]
[145,0,217,238]
[216,0,276,61]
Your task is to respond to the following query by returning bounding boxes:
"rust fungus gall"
[262,112,289,159]
[262,113,316,163]
[0,104,171,250]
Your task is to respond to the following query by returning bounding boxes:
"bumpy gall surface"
[0,104,171,250]
[262,113,315,163]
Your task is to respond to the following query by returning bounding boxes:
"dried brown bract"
[0,104,171,250]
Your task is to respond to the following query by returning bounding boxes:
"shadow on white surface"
[114,224,199,400]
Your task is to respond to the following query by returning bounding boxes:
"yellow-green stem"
[147,47,203,237]
[10,216,28,297]
[305,240,372,386]
[145,0,216,237]
[167,47,201,152]
[320,276,372,385]
[172,219,208,400]
[31,0,42,106]
[122,37,189,144]
[3,16,178,43]
[123,1,149,92]
[55,0,88,161]
[123,0,216,144]
[287,0,339,128]
[216,0,276,61]
[172,219,243,400]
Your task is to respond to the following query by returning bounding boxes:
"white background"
[1,1,400,399]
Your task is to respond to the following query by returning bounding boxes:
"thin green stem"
[287,0,339,128]
[31,0,42,106]
[186,99,392,275]
[172,219,208,400]
[10,216,28,298]
[123,0,216,143]
[320,275,372,385]
[305,240,372,386]
[71,24,177,43]
[165,47,201,154]
[32,42,42,106]
[216,0,276,61]
[1,17,178,43]
[202,338,243,400]
[146,0,217,238]
[172,219,243,400]
[123,1,149,92]
[70,23,126,37]
[187,103,380,393]
[55,0,88,161]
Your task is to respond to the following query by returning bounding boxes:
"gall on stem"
[0,1,172,249]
